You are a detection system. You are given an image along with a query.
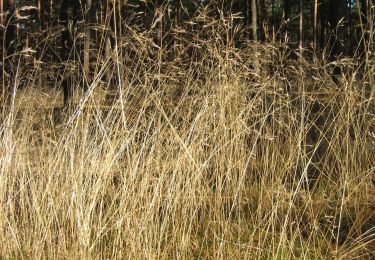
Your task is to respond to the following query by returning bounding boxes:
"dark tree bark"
[251,0,259,74]
[358,0,369,68]
[284,0,289,26]
[260,0,267,41]
[84,0,93,85]
[226,0,233,45]
[5,0,15,56]
[313,0,318,50]
[174,0,182,48]
[319,1,326,51]
[176,0,182,28]
[0,0,4,26]
[60,0,80,106]
[271,0,275,32]
[361,0,367,23]
[359,0,368,46]
[346,0,352,54]
[244,0,250,39]
[283,0,290,40]
[251,0,257,42]
[37,0,46,29]
[104,0,116,87]
[154,0,164,48]
[299,0,303,56]
[327,0,342,60]
[60,0,72,105]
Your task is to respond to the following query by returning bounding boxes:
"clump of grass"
[0,12,374,259]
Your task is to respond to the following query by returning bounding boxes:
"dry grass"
[0,17,375,259]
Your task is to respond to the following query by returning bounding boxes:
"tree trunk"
[358,0,369,72]
[84,0,92,86]
[313,0,318,50]
[60,0,70,105]
[6,0,15,56]
[319,2,326,52]
[175,0,182,47]
[60,0,79,105]
[271,0,275,31]
[260,0,267,41]
[251,0,257,42]
[0,0,3,26]
[227,0,233,45]
[37,0,45,28]
[284,0,289,31]
[50,0,53,19]
[104,0,115,87]
[347,0,352,55]
[361,0,367,23]
[328,0,341,60]
[251,0,259,75]
[299,0,303,56]
[176,1,182,28]
[245,0,250,39]
[156,6,163,47]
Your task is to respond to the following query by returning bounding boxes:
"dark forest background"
[0,0,373,104]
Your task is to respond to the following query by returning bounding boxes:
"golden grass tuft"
[0,27,374,258]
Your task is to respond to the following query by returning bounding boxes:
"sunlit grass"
[0,23,374,258]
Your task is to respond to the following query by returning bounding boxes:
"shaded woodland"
[0,0,373,104]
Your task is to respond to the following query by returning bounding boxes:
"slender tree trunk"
[0,0,3,26]
[60,0,71,106]
[358,0,369,74]
[156,6,163,47]
[154,0,163,90]
[251,0,257,42]
[37,0,45,28]
[319,3,326,52]
[227,0,233,45]
[299,0,303,56]
[116,0,124,69]
[328,0,340,60]
[284,0,289,34]
[347,0,352,55]
[361,0,367,23]
[260,0,267,41]
[175,0,182,47]
[1,0,4,102]
[6,0,15,56]
[245,0,250,39]
[176,1,182,28]
[104,0,115,87]
[360,0,368,48]
[84,0,92,86]
[314,0,318,50]
[104,0,112,82]
[60,0,79,105]
[50,0,53,19]
[251,0,259,75]
[271,0,275,31]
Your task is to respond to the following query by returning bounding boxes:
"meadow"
[0,28,374,258]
